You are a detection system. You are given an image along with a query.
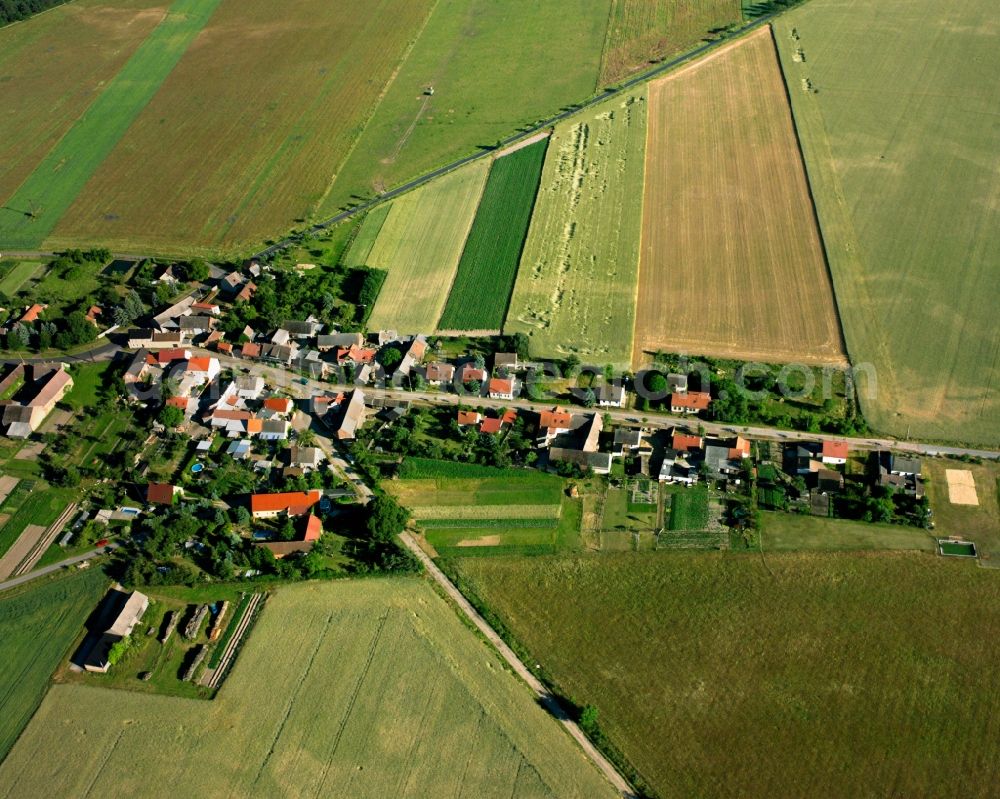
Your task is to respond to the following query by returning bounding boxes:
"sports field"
[0,0,223,249]
[0,0,166,205]
[598,0,741,85]
[773,0,1000,445]
[452,551,1000,798]
[0,569,109,761]
[506,91,647,366]
[360,162,489,333]
[0,579,617,798]
[633,28,845,367]
[438,138,548,332]
[49,0,435,254]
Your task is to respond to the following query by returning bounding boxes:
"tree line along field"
[350,161,489,334]
[772,0,1000,446]
[0,0,166,206]
[598,0,742,85]
[450,551,1000,799]
[47,0,437,255]
[437,138,549,333]
[0,0,224,250]
[505,90,648,367]
[0,569,109,761]
[0,579,619,799]
[632,27,846,368]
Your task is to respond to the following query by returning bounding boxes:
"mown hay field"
[451,551,1000,799]
[773,0,1000,445]
[0,579,618,799]
[316,0,611,219]
[48,0,436,255]
[598,0,741,85]
[0,0,223,250]
[633,28,846,368]
[505,91,648,366]
[760,511,936,553]
[360,162,489,333]
[388,471,565,513]
[0,569,109,761]
[438,138,548,332]
[0,0,166,204]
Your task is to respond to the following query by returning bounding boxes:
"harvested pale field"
[598,0,741,85]
[633,28,846,368]
[0,0,166,204]
[47,0,436,255]
[0,579,617,799]
[361,162,489,333]
[506,91,647,366]
[0,525,46,581]
[946,469,979,506]
[773,0,1000,445]
[0,0,222,249]
[452,551,1000,799]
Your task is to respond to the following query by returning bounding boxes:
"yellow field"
[0,579,617,798]
[0,0,166,203]
[363,162,489,333]
[633,28,846,367]
[47,0,435,254]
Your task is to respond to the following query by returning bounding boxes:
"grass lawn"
[774,0,1000,445]
[0,567,109,761]
[451,551,1000,798]
[924,457,1000,562]
[64,362,113,410]
[761,510,936,553]
[4,579,617,798]
[0,261,43,296]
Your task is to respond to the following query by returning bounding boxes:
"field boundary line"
[399,531,638,798]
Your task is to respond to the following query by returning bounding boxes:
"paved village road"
[399,531,638,799]
[0,543,119,593]
[201,349,1000,460]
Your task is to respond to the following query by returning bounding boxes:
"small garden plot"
[668,485,710,531]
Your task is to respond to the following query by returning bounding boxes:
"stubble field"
[598,0,742,85]
[47,0,436,255]
[632,28,846,367]
[356,161,489,333]
[0,0,166,206]
[505,91,648,366]
[0,579,617,798]
[773,0,1000,445]
[451,551,1000,799]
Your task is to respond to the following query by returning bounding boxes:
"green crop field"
[668,485,709,530]
[0,261,42,296]
[505,91,647,366]
[598,0,741,85]
[0,0,165,205]
[438,138,549,332]
[773,0,1000,445]
[761,511,936,553]
[316,0,610,219]
[0,0,223,249]
[359,162,489,333]
[0,579,617,798]
[0,568,108,761]
[451,551,1000,798]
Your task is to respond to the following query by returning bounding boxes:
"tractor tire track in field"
[80,727,128,799]
[250,611,335,793]
[312,610,390,799]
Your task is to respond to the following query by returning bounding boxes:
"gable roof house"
[124,350,152,386]
[595,384,626,408]
[549,448,612,475]
[288,446,324,471]
[235,375,265,400]
[393,335,428,381]
[258,419,290,441]
[821,440,849,465]
[83,590,149,673]
[580,413,603,453]
[457,410,482,426]
[667,373,689,393]
[488,376,518,401]
[178,315,216,335]
[670,391,711,414]
[146,482,181,505]
[19,303,46,323]
[259,343,296,365]
[537,408,573,447]
[317,333,364,351]
[235,281,257,303]
[494,352,521,371]
[423,362,455,386]
[190,301,221,315]
[659,451,698,485]
[282,319,323,338]
[250,489,322,518]
[1,365,74,438]
[218,271,244,295]
[460,363,488,384]
[333,389,366,440]
[671,430,704,453]
[152,295,196,331]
